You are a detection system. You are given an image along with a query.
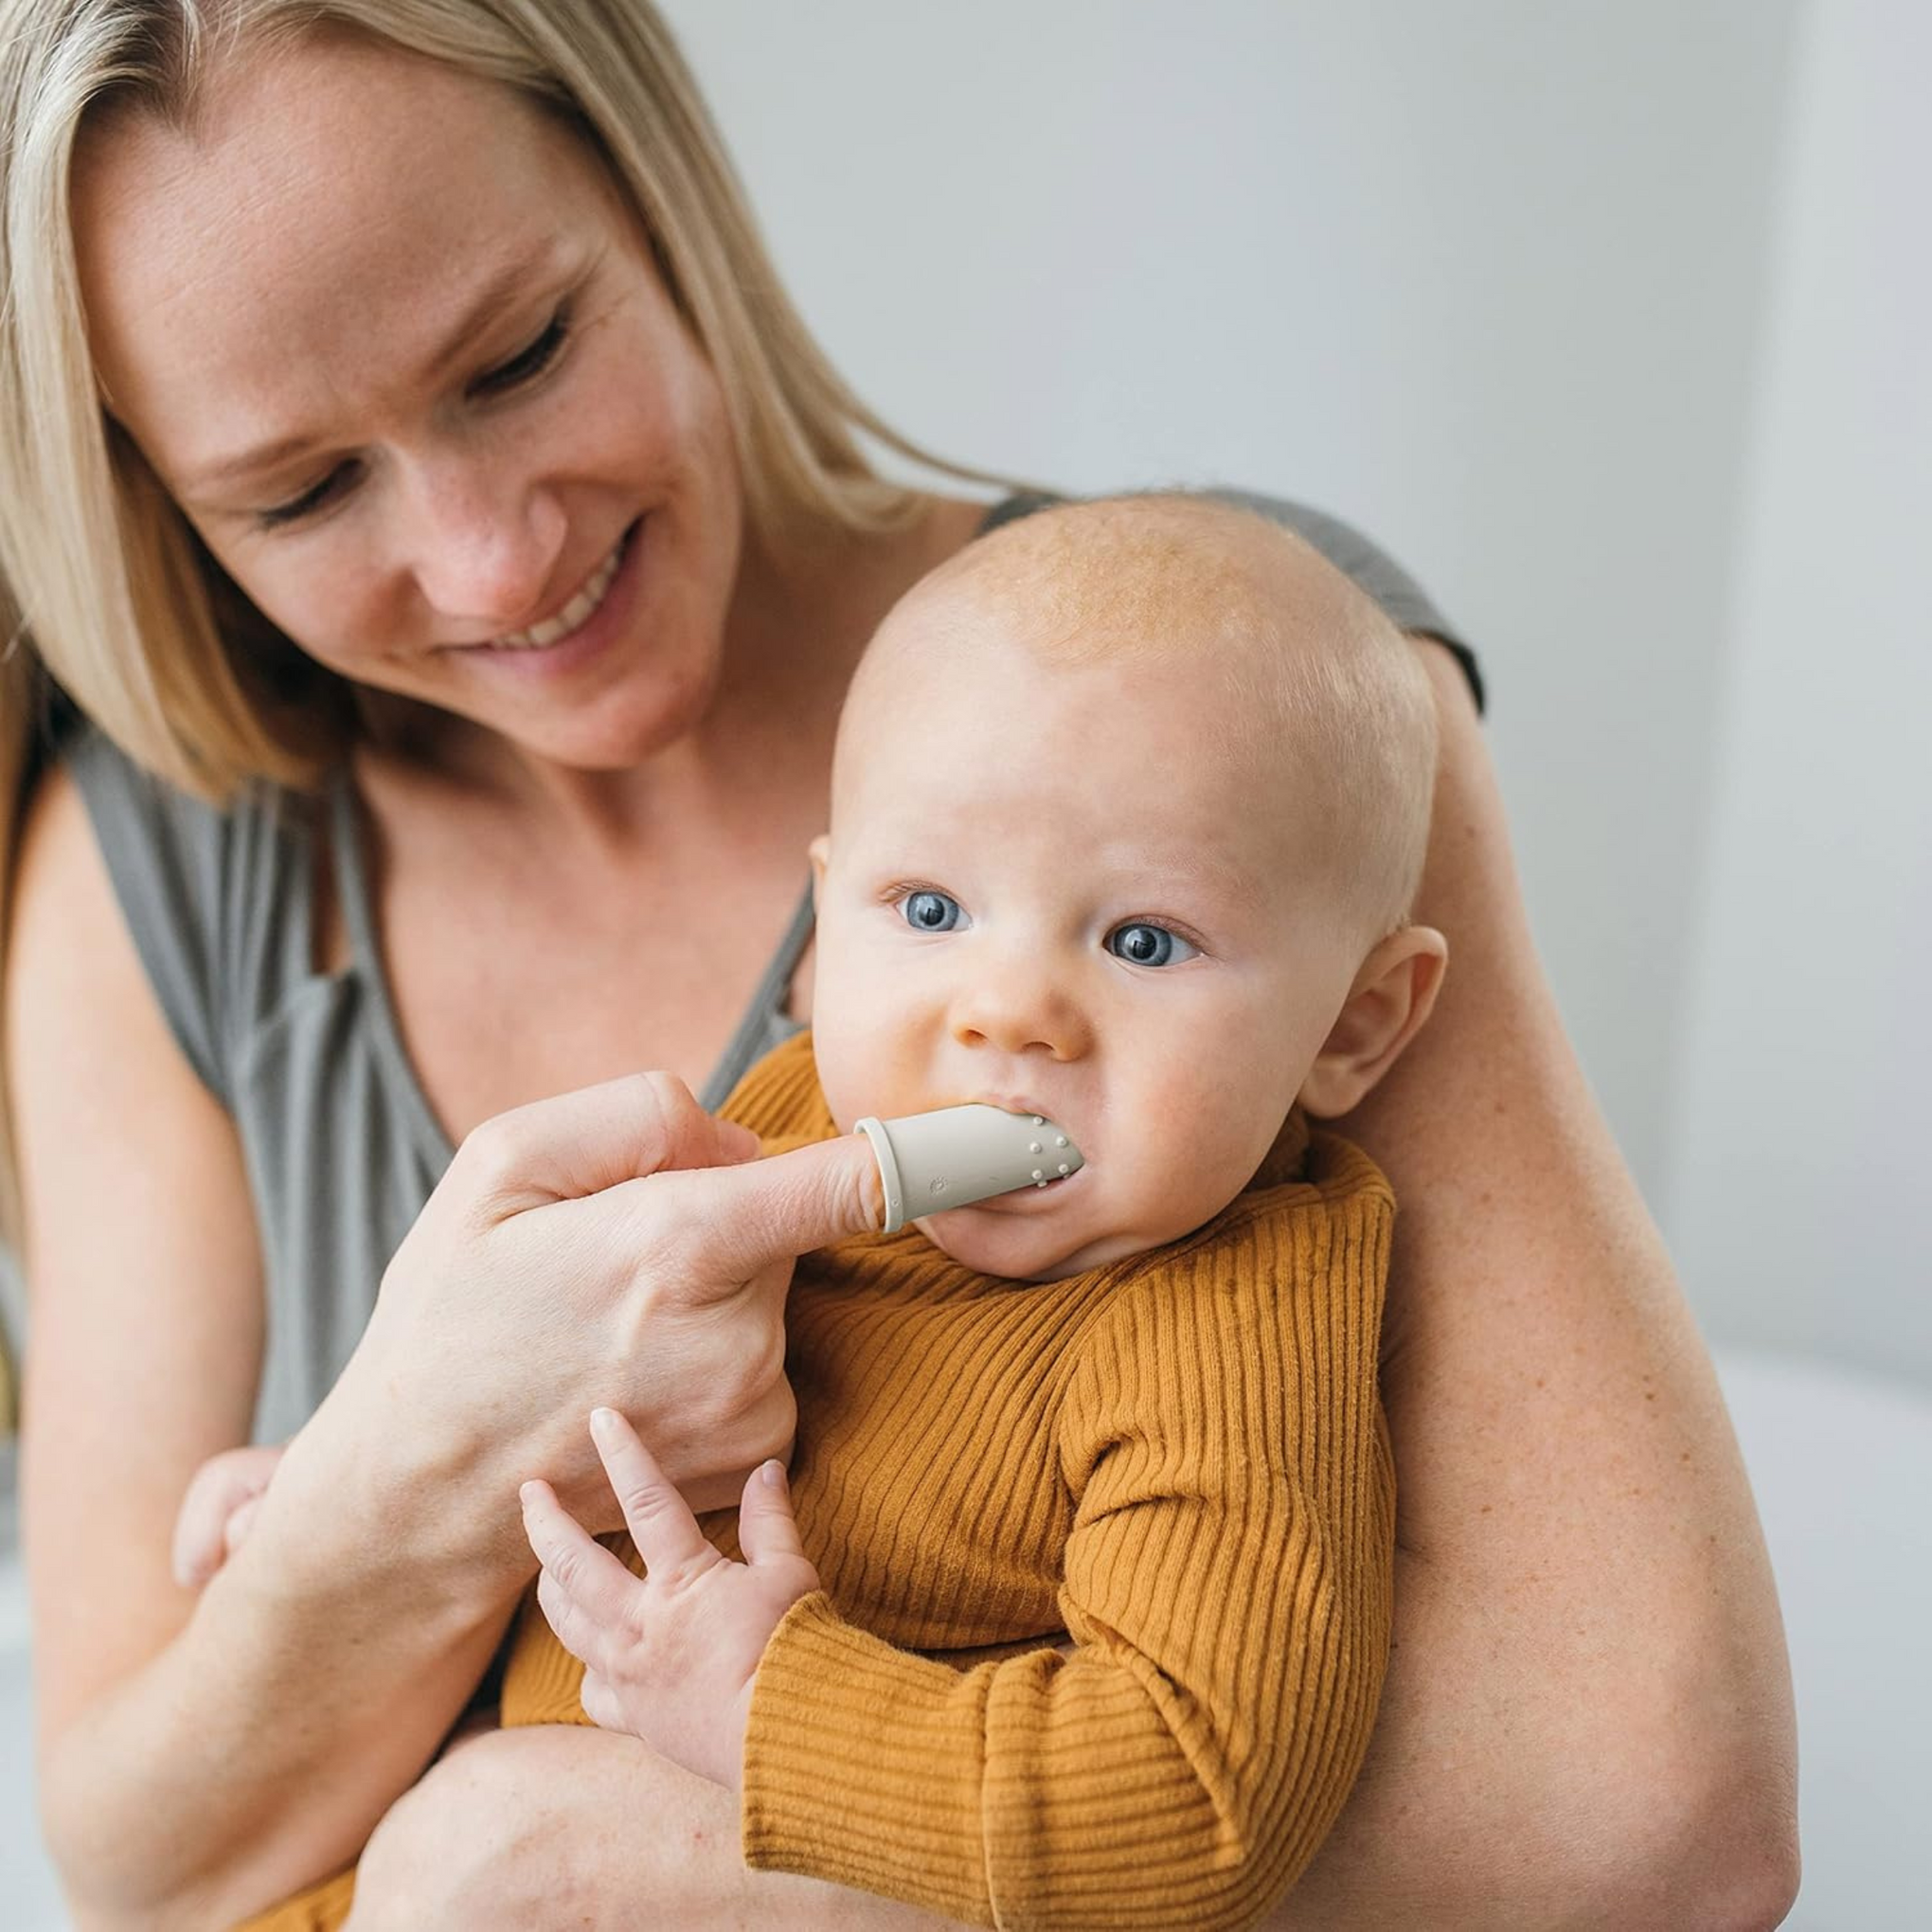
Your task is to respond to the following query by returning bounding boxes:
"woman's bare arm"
[12,765,893,1928]
[10,769,519,1929]
[348,1726,966,1931]
[1275,644,1799,1926]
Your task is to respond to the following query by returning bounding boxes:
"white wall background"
[1670,0,1932,1386]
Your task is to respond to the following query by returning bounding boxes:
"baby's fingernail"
[591,1406,620,1440]
[760,1459,787,1490]
[519,1481,540,1507]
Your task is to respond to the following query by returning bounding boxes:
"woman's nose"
[397,454,567,634]
[949,959,1093,1062]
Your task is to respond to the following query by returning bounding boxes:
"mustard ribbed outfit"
[237,1030,1396,1932]
[499,1030,1398,1930]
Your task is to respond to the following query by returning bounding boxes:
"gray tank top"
[66,491,1474,1442]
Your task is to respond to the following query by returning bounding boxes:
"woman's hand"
[521,1408,818,1789]
[278,1071,885,1584]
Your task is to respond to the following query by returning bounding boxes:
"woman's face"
[71,31,745,771]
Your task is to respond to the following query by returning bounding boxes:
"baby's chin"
[911,1195,1157,1284]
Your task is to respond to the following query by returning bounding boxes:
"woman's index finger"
[588,1407,713,1575]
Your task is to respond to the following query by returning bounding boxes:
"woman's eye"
[901,889,964,933]
[1106,922,1196,968]
[259,462,357,528]
[252,309,571,529]
[473,310,570,397]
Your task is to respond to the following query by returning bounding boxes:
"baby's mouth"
[855,1100,1085,1233]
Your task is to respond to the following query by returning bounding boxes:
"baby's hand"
[520,1407,818,1791]
[171,1443,287,1589]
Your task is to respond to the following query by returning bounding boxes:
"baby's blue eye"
[903,890,963,932]
[1107,922,1195,967]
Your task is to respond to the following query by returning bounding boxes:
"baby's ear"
[1297,926,1448,1119]
[807,833,831,909]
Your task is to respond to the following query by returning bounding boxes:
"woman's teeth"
[491,534,626,650]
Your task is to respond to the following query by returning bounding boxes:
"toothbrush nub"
[854,1104,1086,1234]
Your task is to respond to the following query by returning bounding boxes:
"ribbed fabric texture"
[500,1031,1397,1930]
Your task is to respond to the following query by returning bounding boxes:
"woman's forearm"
[10,770,529,1928]
[349,1725,965,1931]
[43,1424,525,1930]
[1262,646,1798,1928]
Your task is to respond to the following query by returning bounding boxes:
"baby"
[181,495,1445,1930]
[512,495,1447,1929]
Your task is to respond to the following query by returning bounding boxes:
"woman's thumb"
[666,1133,885,1281]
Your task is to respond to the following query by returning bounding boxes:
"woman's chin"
[483,664,723,774]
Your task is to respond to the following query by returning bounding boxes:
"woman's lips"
[439,517,644,674]
[491,532,628,648]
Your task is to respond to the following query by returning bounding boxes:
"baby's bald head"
[836,496,1438,943]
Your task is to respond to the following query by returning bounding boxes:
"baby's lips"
[854,1104,1085,1234]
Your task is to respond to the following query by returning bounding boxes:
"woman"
[0,2,1797,1926]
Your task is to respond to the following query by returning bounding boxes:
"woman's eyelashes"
[468,305,572,399]
[254,307,574,528]
[258,459,360,528]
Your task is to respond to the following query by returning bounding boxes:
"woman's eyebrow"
[183,245,567,492]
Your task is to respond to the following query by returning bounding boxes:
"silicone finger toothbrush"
[855,1104,1085,1234]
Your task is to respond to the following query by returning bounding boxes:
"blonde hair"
[850,494,1439,939]
[0,0,993,1237]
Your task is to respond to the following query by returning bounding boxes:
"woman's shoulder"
[56,720,328,1102]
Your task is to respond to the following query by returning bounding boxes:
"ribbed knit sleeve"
[741,1157,1397,1930]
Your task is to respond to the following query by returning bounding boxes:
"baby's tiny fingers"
[171,1445,282,1590]
[588,1408,711,1576]
[222,1494,263,1559]
[520,1479,643,1627]
[535,1564,604,1673]
[736,1459,809,1571]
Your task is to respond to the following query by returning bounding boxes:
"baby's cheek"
[811,1010,925,1139]
[806,935,934,1130]
[1117,1101,1277,1239]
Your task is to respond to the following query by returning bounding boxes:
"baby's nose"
[949,964,1092,1061]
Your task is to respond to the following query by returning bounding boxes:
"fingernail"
[591,1406,620,1440]
[519,1481,540,1507]
[760,1459,787,1490]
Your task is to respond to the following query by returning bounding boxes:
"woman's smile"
[480,523,634,651]
[438,517,646,681]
